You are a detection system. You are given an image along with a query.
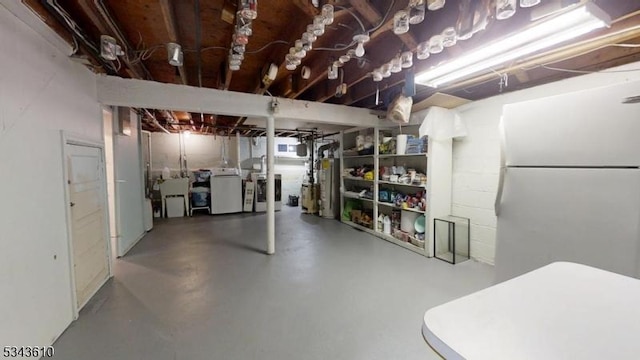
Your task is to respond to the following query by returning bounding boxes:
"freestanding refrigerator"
[495,79,640,282]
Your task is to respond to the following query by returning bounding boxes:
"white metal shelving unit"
[339,122,452,258]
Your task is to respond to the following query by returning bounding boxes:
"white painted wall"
[150,133,308,200]
[451,61,640,265]
[113,108,146,256]
[150,132,238,175]
[0,4,102,346]
[238,136,308,200]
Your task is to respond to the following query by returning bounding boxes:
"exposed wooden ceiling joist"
[25,0,640,134]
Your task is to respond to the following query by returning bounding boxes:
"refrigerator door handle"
[495,167,506,216]
[495,116,507,216]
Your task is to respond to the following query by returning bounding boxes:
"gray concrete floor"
[53,206,494,360]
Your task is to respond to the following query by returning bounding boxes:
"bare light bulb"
[355,42,365,57]
[352,34,370,58]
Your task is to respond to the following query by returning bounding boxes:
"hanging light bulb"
[352,34,370,57]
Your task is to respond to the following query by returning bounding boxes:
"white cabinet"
[340,122,452,257]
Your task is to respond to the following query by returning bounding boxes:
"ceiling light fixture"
[353,34,370,57]
[100,35,123,61]
[166,42,183,66]
[415,1,610,88]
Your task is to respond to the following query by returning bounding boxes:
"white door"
[495,167,640,282]
[67,144,110,310]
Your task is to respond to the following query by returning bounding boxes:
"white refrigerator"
[495,79,640,282]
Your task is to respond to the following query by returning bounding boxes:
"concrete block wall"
[451,105,502,264]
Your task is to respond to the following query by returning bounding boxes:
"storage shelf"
[378,180,427,189]
[343,176,373,182]
[343,219,426,255]
[378,153,428,158]
[343,220,374,232]
[340,124,452,259]
[376,231,426,255]
[343,154,374,159]
[342,193,374,203]
[377,201,426,214]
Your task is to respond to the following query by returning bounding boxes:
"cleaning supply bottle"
[383,215,391,235]
[377,214,384,232]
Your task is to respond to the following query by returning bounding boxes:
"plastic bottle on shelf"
[378,214,385,232]
[383,215,391,235]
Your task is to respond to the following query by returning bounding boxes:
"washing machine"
[210,168,243,214]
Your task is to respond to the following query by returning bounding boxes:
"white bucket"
[401,210,419,235]
[396,134,408,155]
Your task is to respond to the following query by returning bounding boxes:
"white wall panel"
[0,4,101,346]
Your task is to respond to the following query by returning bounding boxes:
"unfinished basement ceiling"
[24,0,640,134]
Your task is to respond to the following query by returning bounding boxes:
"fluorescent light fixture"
[415,1,610,88]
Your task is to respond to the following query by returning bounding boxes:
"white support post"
[266,115,276,255]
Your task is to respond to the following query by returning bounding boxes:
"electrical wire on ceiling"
[44,0,118,73]
[333,5,366,33]
[245,40,290,54]
[314,0,395,53]
[98,1,398,68]
[366,0,396,33]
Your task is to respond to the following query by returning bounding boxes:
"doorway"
[64,142,111,311]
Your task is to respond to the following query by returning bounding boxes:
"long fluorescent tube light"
[415,1,610,88]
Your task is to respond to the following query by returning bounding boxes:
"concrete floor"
[53,206,494,360]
